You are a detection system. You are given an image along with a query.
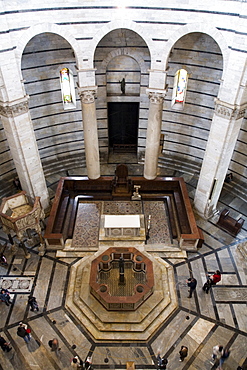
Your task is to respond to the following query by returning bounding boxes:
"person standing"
[17,322,31,344]
[186,277,197,298]
[179,345,188,362]
[0,335,12,352]
[48,338,61,353]
[203,270,221,293]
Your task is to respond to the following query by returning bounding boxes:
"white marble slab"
[104,215,140,228]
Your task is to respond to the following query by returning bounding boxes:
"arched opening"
[94,28,150,160]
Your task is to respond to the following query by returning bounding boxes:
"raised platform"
[44,176,203,252]
[65,246,177,341]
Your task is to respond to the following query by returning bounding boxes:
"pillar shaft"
[194,99,246,218]
[144,90,165,180]
[0,97,50,210]
[78,87,100,179]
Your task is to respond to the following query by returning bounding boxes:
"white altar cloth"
[104,215,140,228]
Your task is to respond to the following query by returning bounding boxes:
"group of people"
[71,355,93,369]
[157,344,230,369]
[0,289,39,311]
[155,270,226,369]
[212,345,231,370]
[186,270,222,298]
[1,294,93,368]
[156,346,188,369]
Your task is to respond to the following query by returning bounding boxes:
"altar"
[99,214,146,241]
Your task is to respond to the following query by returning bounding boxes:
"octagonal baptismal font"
[90,247,154,311]
[66,244,178,342]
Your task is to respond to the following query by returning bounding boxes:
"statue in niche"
[119,78,126,95]
[119,256,125,284]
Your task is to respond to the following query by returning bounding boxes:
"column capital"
[214,98,247,120]
[146,88,166,104]
[78,86,97,104]
[0,96,29,118]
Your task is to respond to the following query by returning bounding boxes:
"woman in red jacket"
[203,270,221,293]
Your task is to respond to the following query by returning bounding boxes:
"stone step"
[150,251,187,259]
[65,254,178,341]
[145,243,187,258]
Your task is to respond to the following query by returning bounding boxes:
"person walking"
[84,356,93,369]
[186,277,197,298]
[211,344,224,367]
[179,345,188,362]
[0,335,12,352]
[0,289,12,306]
[28,295,39,311]
[203,270,221,293]
[71,355,82,368]
[218,348,230,370]
[156,351,168,369]
[17,322,31,344]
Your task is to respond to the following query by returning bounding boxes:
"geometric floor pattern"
[0,162,246,369]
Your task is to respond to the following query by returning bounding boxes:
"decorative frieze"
[0,98,29,117]
[78,87,97,104]
[234,106,247,120]
[214,98,247,120]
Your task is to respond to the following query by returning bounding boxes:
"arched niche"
[21,32,84,176]
[106,55,141,96]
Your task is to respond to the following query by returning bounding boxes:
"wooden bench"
[217,208,244,236]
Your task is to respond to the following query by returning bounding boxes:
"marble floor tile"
[0,163,246,369]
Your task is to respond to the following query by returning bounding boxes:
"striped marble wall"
[21,33,85,176]
[160,32,223,175]
[0,2,246,204]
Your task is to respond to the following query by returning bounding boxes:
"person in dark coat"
[0,335,12,352]
[157,352,168,369]
[17,322,31,344]
[219,348,230,369]
[186,277,197,298]
[0,289,12,306]
[203,270,221,293]
[48,338,61,353]
[28,295,39,311]
[179,345,188,362]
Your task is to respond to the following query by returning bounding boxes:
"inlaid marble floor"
[0,159,246,370]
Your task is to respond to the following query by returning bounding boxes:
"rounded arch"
[102,47,147,74]
[87,20,154,68]
[162,22,229,72]
[15,23,83,70]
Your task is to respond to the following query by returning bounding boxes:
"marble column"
[194,99,246,218]
[0,96,50,210]
[144,90,166,180]
[78,87,100,179]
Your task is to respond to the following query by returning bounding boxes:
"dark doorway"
[108,102,139,152]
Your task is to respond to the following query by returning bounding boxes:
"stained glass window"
[60,68,76,110]
[171,68,188,110]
